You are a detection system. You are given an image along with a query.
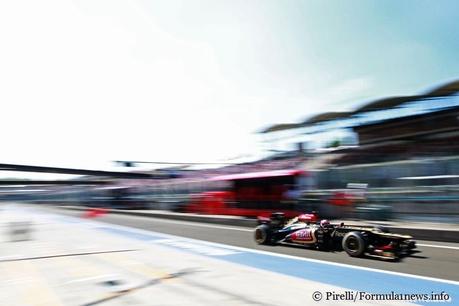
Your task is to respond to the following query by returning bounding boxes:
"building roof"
[351,96,418,114]
[302,112,351,125]
[352,80,459,115]
[425,80,459,96]
[259,123,301,134]
[258,79,459,134]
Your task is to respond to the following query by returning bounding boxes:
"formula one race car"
[254,212,416,260]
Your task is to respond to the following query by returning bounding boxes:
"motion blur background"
[2,2,459,305]
[1,0,459,223]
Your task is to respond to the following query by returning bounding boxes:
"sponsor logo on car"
[292,229,316,243]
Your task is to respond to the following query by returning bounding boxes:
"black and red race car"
[254,212,416,260]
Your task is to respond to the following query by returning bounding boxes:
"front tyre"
[342,232,366,257]
[254,224,272,245]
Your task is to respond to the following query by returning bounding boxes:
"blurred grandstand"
[259,79,459,221]
[5,80,459,222]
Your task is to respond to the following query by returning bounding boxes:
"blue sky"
[0,0,458,177]
[141,0,459,111]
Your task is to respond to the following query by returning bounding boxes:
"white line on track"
[89,216,459,286]
[123,215,253,232]
[123,215,459,251]
[417,243,459,250]
[25,207,459,287]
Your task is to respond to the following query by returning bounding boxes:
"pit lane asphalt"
[42,206,459,282]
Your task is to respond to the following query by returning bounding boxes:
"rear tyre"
[254,224,273,245]
[342,232,366,257]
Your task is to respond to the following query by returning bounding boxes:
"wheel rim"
[255,229,266,243]
[346,237,359,251]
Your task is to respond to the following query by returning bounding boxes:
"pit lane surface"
[42,206,459,282]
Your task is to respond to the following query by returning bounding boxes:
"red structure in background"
[82,207,108,218]
[185,169,306,218]
[329,191,352,206]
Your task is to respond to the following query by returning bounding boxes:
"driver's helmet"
[320,219,331,228]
